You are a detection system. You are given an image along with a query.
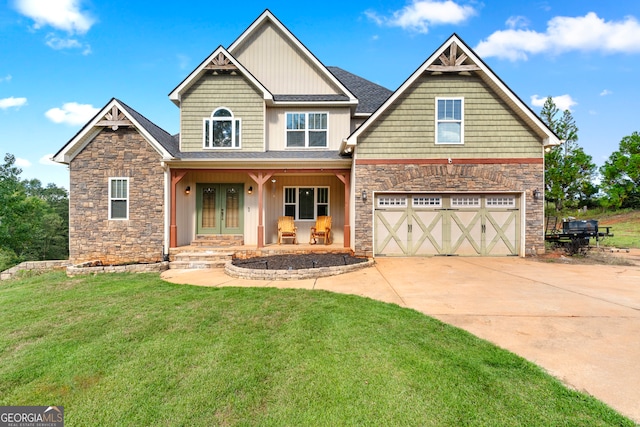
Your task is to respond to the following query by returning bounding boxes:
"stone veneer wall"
[354,162,545,257]
[69,128,165,265]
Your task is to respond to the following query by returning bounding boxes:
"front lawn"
[0,272,633,426]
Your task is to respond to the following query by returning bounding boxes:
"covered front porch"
[167,167,352,251]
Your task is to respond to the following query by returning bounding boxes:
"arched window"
[203,107,241,148]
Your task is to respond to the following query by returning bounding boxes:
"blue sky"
[2,0,640,189]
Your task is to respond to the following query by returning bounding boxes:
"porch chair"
[310,215,331,245]
[277,216,298,244]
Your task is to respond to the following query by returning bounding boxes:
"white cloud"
[45,102,99,125]
[600,89,612,96]
[14,0,95,34]
[531,94,577,112]
[45,33,91,54]
[475,12,640,61]
[506,16,529,30]
[366,0,477,33]
[0,74,12,83]
[0,96,27,110]
[15,157,32,168]
[39,154,59,166]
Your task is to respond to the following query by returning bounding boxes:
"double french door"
[196,184,243,234]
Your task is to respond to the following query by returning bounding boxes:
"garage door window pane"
[413,196,441,207]
[378,196,407,207]
[486,196,515,207]
[451,196,480,207]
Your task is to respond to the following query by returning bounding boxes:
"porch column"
[170,170,187,248]
[335,172,351,248]
[249,171,274,248]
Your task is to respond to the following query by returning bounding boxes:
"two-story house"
[54,10,559,266]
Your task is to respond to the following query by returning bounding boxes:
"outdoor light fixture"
[362,189,367,201]
[185,186,191,195]
[248,186,253,194]
[533,188,541,200]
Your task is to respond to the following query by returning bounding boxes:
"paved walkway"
[161,257,640,422]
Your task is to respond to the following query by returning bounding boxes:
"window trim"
[108,177,129,220]
[203,107,241,149]
[285,112,329,148]
[282,186,330,220]
[435,97,464,145]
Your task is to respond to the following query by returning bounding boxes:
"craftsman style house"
[54,10,559,265]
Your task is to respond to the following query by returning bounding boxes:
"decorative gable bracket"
[205,52,238,72]
[427,42,481,73]
[96,105,133,130]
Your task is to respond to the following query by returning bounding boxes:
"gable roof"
[345,34,561,149]
[228,10,358,106]
[53,98,178,164]
[327,66,393,115]
[168,46,272,106]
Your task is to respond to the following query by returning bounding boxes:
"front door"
[196,184,244,235]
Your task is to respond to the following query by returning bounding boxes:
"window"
[413,196,442,207]
[283,186,329,220]
[203,107,241,148]
[486,196,516,207]
[451,196,480,208]
[286,112,328,148]
[436,98,463,144]
[109,178,129,220]
[377,196,407,207]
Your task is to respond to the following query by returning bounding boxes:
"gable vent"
[97,105,133,131]
[205,52,238,72]
[427,42,481,73]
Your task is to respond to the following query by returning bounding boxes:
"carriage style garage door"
[374,193,520,256]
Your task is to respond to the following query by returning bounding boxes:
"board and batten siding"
[232,21,342,95]
[175,171,257,246]
[266,107,352,151]
[180,74,264,152]
[356,74,542,159]
[265,175,345,245]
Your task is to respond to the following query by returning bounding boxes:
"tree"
[0,153,69,270]
[600,131,640,208]
[539,97,597,211]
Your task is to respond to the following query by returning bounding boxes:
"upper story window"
[203,107,241,149]
[286,112,328,148]
[436,98,463,144]
[109,177,129,220]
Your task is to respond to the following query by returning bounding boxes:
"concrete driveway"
[162,256,640,422]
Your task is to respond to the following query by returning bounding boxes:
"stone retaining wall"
[1,260,71,281]
[225,259,374,280]
[66,262,170,276]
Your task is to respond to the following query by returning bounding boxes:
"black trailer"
[545,217,613,253]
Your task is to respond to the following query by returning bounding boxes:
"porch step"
[169,251,233,269]
[191,235,244,247]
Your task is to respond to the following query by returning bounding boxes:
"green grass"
[0,272,634,426]
[591,210,640,249]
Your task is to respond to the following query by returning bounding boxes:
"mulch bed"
[232,253,368,270]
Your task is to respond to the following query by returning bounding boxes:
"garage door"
[374,194,520,256]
